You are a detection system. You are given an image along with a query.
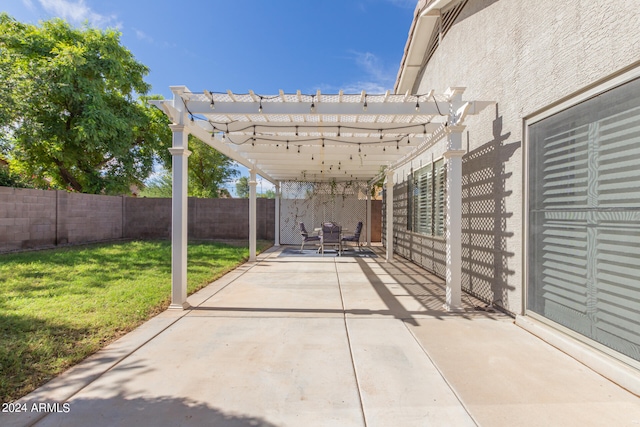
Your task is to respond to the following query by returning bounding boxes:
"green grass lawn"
[0,239,272,403]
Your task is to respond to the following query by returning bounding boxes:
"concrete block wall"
[1,186,374,252]
[0,187,57,252]
[56,192,123,245]
[190,198,275,240]
[124,197,171,239]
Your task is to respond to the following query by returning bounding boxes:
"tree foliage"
[0,14,171,194]
[235,176,249,198]
[187,135,239,198]
[139,136,239,199]
[138,169,172,198]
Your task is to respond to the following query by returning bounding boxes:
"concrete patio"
[4,245,640,427]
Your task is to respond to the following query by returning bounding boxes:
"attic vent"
[421,1,469,74]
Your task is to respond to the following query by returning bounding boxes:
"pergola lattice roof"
[152,86,492,184]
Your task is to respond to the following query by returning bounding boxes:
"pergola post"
[274,182,280,246]
[443,125,466,312]
[366,184,372,247]
[169,124,191,310]
[385,170,394,262]
[249,169,257,262]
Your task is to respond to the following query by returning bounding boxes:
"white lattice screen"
[280,181,371,245]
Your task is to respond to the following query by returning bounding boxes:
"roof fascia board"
[395,0,461,94]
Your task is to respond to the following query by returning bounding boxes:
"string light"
[286,140,289,150]
[258,97,263,114]
[295,126,298,137]
[379,129,383,140]
[322,138,325,148]
[310,96,315,113]
[363,95,368,112]
[358,144,361,153]
[210,96,215,110]
[415,95,420,112]
[253,126,256,136]
[337,126,341,137]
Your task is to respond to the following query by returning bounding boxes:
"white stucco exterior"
[393,0,640,315]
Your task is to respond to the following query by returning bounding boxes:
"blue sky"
[1,0,417,193]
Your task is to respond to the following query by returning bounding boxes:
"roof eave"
[395,0,461,94]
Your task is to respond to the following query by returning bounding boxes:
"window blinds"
[528,77,640,362]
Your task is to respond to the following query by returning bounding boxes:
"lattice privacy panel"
[280,181,371,245]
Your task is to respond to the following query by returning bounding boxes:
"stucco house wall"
[391,0,640,315]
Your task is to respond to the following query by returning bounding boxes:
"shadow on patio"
[8,244,639,427]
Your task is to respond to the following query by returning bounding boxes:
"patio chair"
[341,221,363,251]
[321,222,342,255]
[299,222,321,252]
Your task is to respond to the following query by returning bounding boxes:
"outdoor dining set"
[299,221,363,255]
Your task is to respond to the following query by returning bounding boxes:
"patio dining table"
[315,223,347,255]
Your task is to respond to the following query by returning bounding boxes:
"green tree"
[260,188,276,199]
[236,176,249,198]
[138,169,172,198]
[187,136,239,198]
[189,135,240,198]
[0,14,170,194]
[139,136,239,199]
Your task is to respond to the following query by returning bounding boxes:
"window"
[408,159,446,236]
[527,75,640,363]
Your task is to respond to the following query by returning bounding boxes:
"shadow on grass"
[0,313,96,404]
[0,239,273,403]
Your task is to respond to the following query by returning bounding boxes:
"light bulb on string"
[210,96,215,110]
[415,95,420,112]
[258,97,263,114]
[363,95,368,112]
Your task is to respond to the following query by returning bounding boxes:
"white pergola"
[151,86,492,311]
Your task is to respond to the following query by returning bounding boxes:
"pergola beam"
[185,100,450,116]
[152,85,495,312]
